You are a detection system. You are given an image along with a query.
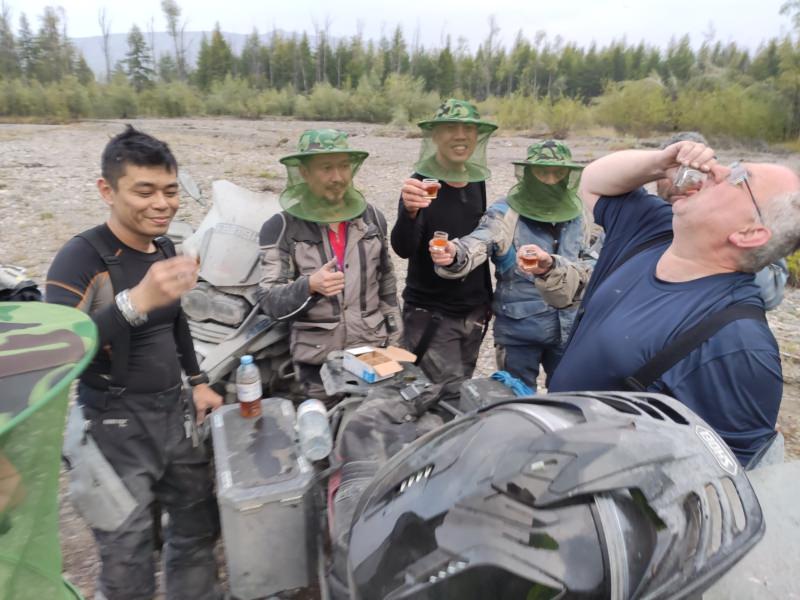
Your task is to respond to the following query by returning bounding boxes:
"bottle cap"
[240,355,254,365]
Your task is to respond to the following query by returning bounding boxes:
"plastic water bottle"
[296,399,333,461]
[236,355,262,418]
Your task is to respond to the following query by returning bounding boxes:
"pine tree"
[17,13,33,77]
[125,24,154,91]
[194,24,234,90]
[0,4,20,79]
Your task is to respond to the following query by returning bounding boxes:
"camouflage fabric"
[417,98,498,134]
[0,302,97,600]
[511,140,585,169]
[0,302,97,431]
[414,98,496,183]
[507,140,584,222]
[278,129,368,223]
[279,129,369,165]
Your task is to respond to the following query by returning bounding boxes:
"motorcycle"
[170,174,298,402]
[208,356,800,600]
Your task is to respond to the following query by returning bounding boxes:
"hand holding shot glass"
[516,244,553,275]
[428,231,456,265]
[400,177,442,217]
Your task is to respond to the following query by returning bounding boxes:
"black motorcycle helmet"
[346,392,764,600]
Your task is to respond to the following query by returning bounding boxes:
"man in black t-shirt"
[391,99,496,393]
[46,126,222,600]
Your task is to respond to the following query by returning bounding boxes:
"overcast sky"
[3,0,794,51]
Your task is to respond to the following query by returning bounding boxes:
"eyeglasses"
[727,161,763,223]
[671,161,762,222]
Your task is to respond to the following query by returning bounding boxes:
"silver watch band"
[115,289,148,327]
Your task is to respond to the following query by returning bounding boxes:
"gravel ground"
[1,117,797,597]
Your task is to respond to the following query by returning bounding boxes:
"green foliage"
[348,76,392,123]
[294,82,351,120]
[139,81,203,117]
[788,250,800,286]
[593,78,672,137]
[490,93,538,130]
[541,97,589,137]
[125,25,154,92]
[195,25,235,90]
[675,81,788,141]
[382,74,439,126]
[257,87,296,116]
[205,75,261,117]
[2,4,800,145]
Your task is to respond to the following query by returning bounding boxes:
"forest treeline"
[1,3,800,144]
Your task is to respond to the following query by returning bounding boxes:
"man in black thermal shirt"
[391,98,496,395]
[46,126,222,600]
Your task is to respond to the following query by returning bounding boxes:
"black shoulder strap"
[76,227,130,392]
[625,304,767,391]
[153,235,176,258]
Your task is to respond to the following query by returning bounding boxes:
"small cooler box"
[211,398,316,600]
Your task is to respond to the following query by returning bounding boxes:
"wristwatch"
[115,289,148,326]
[187,371,210,387]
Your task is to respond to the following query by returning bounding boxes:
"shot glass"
[431,231,449,253]
[519,247,539,270]
[422,178,440,201]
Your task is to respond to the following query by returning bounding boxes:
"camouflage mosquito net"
[506,140,585,223]
[0,302,97,600]
[413,98,497,183]
[278,129,369,224]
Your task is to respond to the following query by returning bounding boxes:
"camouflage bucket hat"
[279,129,369,166]
[279,129,368,224]
[417,98,498,134]
[512,140,584,170]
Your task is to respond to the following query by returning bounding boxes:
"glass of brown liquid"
[431,231,449,253]
[422,178,440,201]
[519,248,539,270]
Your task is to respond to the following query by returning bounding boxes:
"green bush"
[593,78,671,137]
[258,87,296,116]
[348,76,391,123]
[140,82,203,117]
[491,93,538,130]
[383,74,439,127]
[788,251,800,286]
[59,76,92,118]
[541,97,589,138]
[90,74,138,118]
[294,82,351,120]
[675,82,788,142]
[205,75,259,118]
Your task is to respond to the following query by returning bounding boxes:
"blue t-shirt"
[548,189,782,464]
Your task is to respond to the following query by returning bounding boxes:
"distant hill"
[71,30,293,79]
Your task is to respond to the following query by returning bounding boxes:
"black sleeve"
[390,173,427,259]
[391,197,425,258]
[45,236,131,347]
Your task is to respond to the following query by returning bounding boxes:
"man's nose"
[152,191,170,207]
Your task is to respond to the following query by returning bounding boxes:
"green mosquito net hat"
[506,140,584,223]
[279,129,369,224]
[414,98,497,183]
